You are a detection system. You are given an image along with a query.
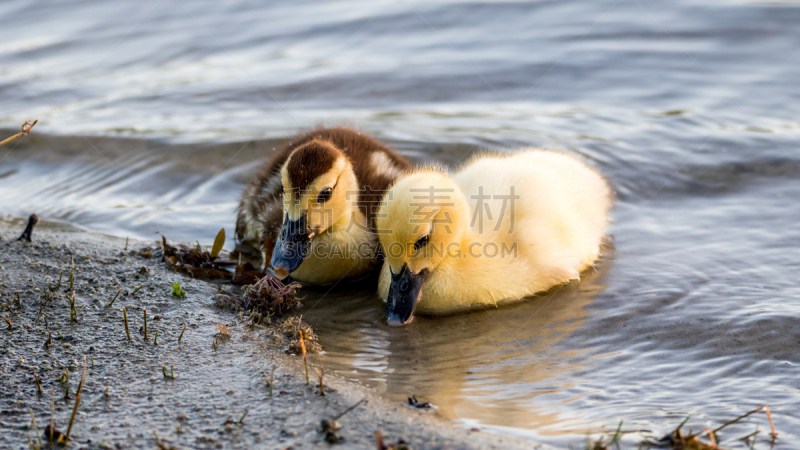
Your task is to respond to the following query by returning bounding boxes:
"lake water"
[2,0,800,447]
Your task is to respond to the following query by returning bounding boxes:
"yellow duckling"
[377,149,612,325]
[236,127,411,284]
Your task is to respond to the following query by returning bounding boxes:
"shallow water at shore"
[3,0,800,447]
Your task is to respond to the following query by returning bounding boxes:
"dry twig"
[0,120,37,148]
[64,356,87,444]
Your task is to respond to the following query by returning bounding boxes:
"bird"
[376,149,612,325]
[235,127,412,285]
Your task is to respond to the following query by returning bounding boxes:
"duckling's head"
[271,139,359,279]
[377,169,469,325]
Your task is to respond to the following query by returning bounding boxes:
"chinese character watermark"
[408,186,454,234]
[470,186,518,234]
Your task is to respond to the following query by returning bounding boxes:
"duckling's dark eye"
[414,234,429,251]
[317,187,333,203]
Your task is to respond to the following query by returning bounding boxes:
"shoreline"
[0,216,535,449]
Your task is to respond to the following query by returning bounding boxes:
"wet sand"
[0,216,533,449]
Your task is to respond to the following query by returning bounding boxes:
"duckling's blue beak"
[386,264,426,326]
[270,213,313,279]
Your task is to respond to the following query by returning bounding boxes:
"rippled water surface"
[2,0,800,447]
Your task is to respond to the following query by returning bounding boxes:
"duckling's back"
[454,149,612,283]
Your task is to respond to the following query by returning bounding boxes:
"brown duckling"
[235,127,411,284]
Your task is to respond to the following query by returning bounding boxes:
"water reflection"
[302,248,612,433]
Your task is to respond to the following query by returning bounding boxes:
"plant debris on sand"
[216,323,231,339]
[17,213,38,242]
[319,399,365,444]
[375,430,412,450]
[211,273,315,354]
[407,395,436,410]
[213,273,302,318]
[157,229,314,355]
[274,316,321,355]
[157,229,262,284]
[243,275,302,316]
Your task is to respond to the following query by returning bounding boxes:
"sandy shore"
[0,216,535,449]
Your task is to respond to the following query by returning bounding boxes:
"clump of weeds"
[639,405,777,449]
[277,316,320,354]
[214,273,302,324]
[242,274,302,316]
